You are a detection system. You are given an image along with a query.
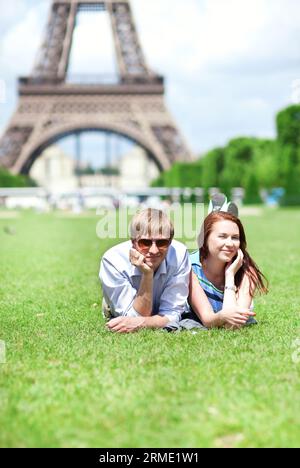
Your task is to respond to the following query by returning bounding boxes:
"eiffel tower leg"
[0,120,34,171]
[108,1,149,78]
[0,95,53,174]
[32,2,76,80]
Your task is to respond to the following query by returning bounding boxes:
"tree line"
[152,104,300,205]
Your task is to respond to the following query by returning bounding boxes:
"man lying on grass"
[100,208,191,333]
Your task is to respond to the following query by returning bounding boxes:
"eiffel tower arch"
[0,0,194,176]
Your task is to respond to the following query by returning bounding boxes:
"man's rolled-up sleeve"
[158,250,191,323]
[99,257,140,317]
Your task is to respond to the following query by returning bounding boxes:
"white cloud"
[242,98,269,112]
[0,0,27,33]
[0,1,47,77]
[132,0,300,75]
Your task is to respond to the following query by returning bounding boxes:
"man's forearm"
[133,272,153,316]
[143,315,169,329]
[107,314,169,333]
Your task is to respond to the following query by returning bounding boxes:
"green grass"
[0,208,300,448]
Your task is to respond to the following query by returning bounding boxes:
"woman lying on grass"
[184,203,268,330]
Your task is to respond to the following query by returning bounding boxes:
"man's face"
[133,236,171,271]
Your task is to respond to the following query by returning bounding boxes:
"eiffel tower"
[0,0,194,175]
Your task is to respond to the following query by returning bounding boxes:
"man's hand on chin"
[129,248,153,275]
[107,316,146,333]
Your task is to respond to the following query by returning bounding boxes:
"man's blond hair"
[130,208,174,240]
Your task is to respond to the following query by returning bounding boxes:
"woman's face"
[206,220,240,263]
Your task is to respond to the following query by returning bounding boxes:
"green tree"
[99,167,120,176]
[217,137,256,196]
[201,148,225,200]
[275,104,300,205]
[151,174,165,188]
[253,140,280,189]
[276,105,300,147]
[151,161,203,189]
[243,170,262,205]
[279,145,300,205]
[0,168,37,187]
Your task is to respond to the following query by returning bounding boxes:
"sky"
[0,0,300,162]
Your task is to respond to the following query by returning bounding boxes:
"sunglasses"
[136,238,171,251]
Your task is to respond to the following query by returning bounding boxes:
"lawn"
[0,207,299,448]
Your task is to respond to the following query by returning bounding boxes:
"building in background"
[30,146,77,192]
[119,147,159,190]
[30,145,160,192]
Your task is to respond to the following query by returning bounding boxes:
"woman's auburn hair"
[198,211,269,296]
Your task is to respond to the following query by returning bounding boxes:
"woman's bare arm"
[188,272,224,328]
[236,272,256,309]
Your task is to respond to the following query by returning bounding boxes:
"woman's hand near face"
[225,248,244,278]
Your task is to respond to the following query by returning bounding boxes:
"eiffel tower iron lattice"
[0,0,194,175]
